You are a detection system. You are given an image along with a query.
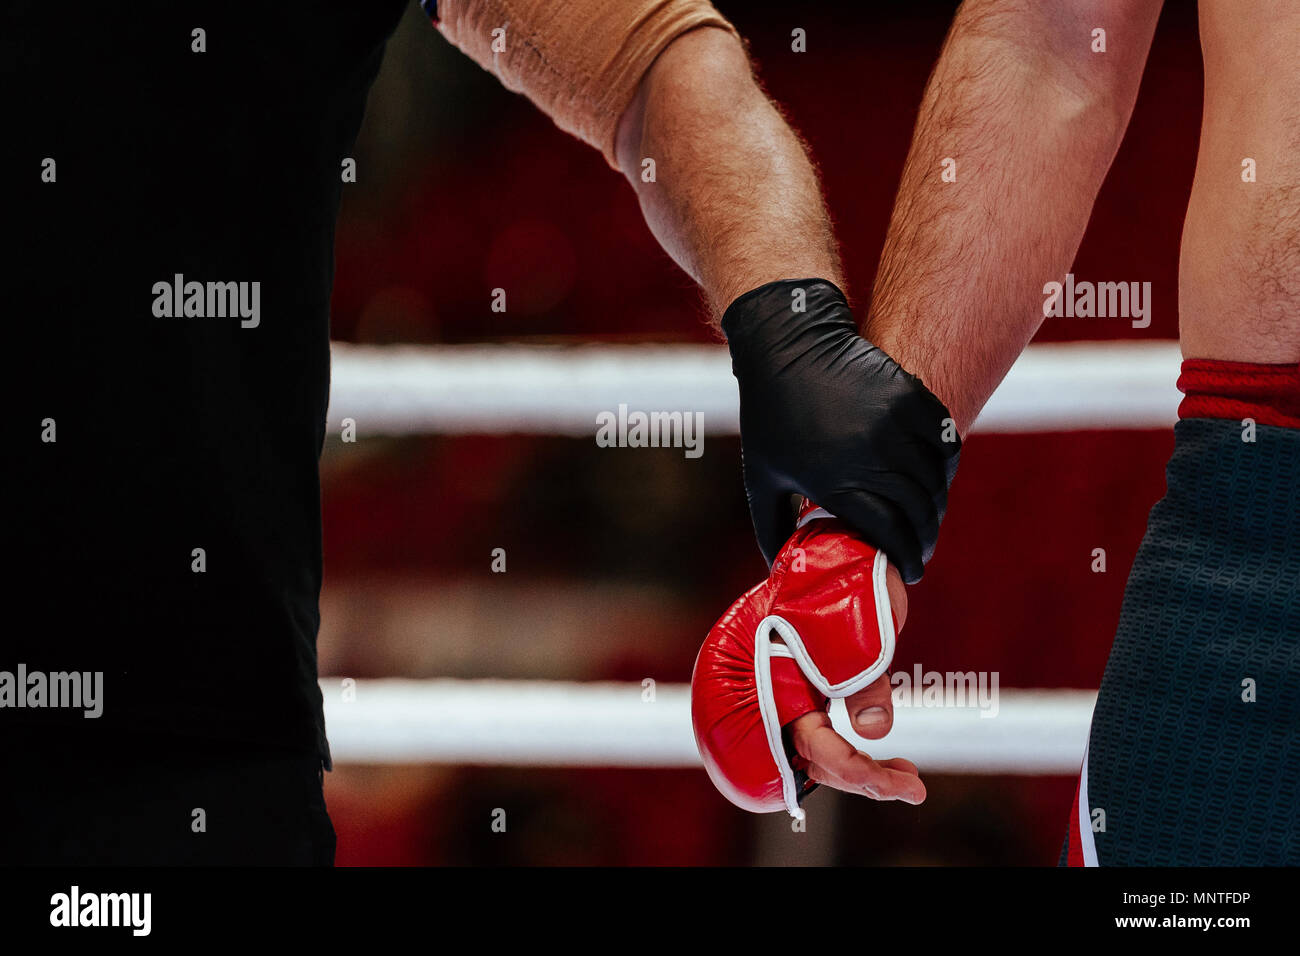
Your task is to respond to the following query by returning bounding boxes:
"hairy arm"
[436,2,841,316]
[865,0,1162,433]
[614,27,844,315]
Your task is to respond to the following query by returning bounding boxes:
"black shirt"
[3,1,410,765]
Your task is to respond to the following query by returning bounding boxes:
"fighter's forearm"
[615,27,844,316]
[866,0,1160,433]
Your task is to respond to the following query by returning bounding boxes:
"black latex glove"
[721,278,961,584]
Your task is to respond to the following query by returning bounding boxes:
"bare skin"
[864,0,1162,434]
[614,26,924,802]
[614,26,845,315]
[794,0,1159,804]
[1180,0,1300,363]
[610,4,1298,807]
[792,0,1300,806]
[786,0,1164,799]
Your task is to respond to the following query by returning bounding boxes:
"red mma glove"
[692,503,920,818]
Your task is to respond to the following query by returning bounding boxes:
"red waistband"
[1177,359,1300,428]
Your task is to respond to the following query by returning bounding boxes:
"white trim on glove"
[752,549,896,818]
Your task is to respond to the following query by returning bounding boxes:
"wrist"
[720,277,850,347]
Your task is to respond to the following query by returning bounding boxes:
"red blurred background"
[319,0,1201,865]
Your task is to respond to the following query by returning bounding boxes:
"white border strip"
[1078,744,1100,866]
[753,634,805,818]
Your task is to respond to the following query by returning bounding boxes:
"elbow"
[615,26,757,179]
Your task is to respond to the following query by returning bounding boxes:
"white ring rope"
[321,680,1095,774]
[322,340,1142,772]
[326,340,1182,436]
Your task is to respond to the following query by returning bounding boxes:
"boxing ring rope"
[322,680,1096,774]
[322,340,1171,772]
[326,340,1183,436]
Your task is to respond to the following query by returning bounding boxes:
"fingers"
[806,725,926,805]
[844,672,895,739]
[790,711,926,805]
[809,756,923,807]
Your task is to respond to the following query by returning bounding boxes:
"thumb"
[884,560,908,633]
[846,561,906,740]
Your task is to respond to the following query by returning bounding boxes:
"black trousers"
[0,734,335,866]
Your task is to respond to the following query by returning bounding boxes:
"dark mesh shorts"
[1064,418,1300,865]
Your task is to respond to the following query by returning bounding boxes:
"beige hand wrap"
[435,0,738,168]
